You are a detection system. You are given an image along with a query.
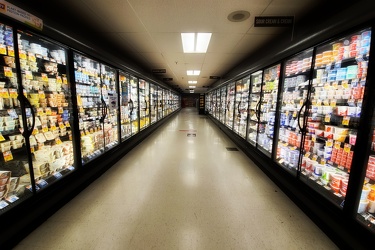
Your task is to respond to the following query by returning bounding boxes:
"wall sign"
[0,0,43,30]
[152,69,166,73]
[254,16,294,27]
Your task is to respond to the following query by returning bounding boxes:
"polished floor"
[14,108,338,249]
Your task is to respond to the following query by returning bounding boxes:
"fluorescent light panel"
[181,33,212,53]
[189,86,196,88]
[187,70,200,76]
[188,81,197,84]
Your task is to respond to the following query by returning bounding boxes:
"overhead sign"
[0,0,43,30]
[209,76,221,79]
[163,78,173,81]
[254,16,294,27]
[152,69,166,73]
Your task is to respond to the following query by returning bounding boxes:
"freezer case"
[157,87,163,120]
[276,49,313,174]
[247,71,263,146]
[300,27,372,208]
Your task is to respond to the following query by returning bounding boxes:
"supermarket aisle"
[14,108,338,250]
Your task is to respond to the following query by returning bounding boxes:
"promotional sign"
[0,0,43,30]
[254,16,294,27]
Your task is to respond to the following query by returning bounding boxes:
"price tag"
[324,83,331,90]
[42,125,49,133]
[8,89,17,98]
[28,52,36,62]
[334,141,341,149]
[3,66,13,77]
[19,50,27,60]
[312,134,316,142]
[330,100,336,107]
[0,133,5,142]
[279,159,285,164]
[326,139,334,147]
[30,147,35,153]
[7,46,14,57]
[344,143,351,153]
[67,166,75,171]
[0,44,6,55]
[305,152,311,158]
[312,155,318,161]
[0,200,9,209]
[0,89,9,98]
[342,80,349,89]
[320,159,326,165]
[55,137,62,145]
[62,76,68,85]
[3,151,13,162]
[45,107,52,115]
[325,114,331,123]
[58,107,64,114]
[32,128,39,135]
[59,122,65,129]
[342,116,350,126]
[324,186,332,191]
[80,130,85,136]
[41,73,49,82]
[56,76,62,84]
[290,146,297,151]
[323,100,330,106]
[317,100,322,106]
[64,121,70,128]
[299,100,304,106]
[38,91,45,99]
[50,124,57,131]
[85,130,90,135]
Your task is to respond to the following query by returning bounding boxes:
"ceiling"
[8,0,339,93]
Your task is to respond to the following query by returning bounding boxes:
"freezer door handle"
[19,95,35,138]
[255,100,261,121]
[297,100,309,133]
[100,98,108,123]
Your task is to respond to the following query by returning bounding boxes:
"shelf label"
[0,200,9,209]
[326,139,334,147]
[344,143,351,153]
[6,195,19,203]
[37,179,48,188]
[0,45,6,55]
[0,133,5,142]
[3,151,13,162]
[53,172,63,179]
[3,66,13,77]
[342,116,350,126]
[325,114,331,123]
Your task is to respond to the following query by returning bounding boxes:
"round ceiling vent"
[227,10,250,22]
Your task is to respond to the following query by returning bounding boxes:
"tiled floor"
[14,108,338,249]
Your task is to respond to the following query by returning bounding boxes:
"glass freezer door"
[247,71,263,146]
[119,71,131,141]
[215,88,221,120]
[139,79,150,130]
[150,83,157,124]
[17,30,75,191]
[157,87,163,120]
[0,23,34,211]
[300,27,371,208]
[129,75,139,134]
[219,86,226,124]
[233,76,250,139]
[225,82,235,129]
[276,49,313,174]
[258,65,280,156]
[100,64,118,150]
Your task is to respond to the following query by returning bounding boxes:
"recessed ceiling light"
[181,33,212,53]
[189,90,195,93]
[228,10,250,22]
[188,81,197,84]
[189,86,196,88]
[187,70,200,76]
